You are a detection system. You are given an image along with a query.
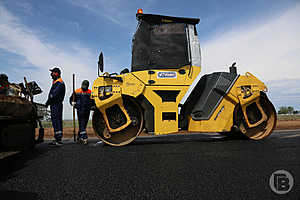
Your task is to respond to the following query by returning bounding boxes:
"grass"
[277,114,300,121]
[41,120,93,128]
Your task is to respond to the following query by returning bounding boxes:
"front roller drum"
[234,93,277,140]
[92,97,144,146]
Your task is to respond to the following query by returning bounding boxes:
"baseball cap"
[49,67,61,75]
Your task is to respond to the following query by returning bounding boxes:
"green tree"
[278,106,295,114]
[278,106,288,114]
[287,106,294,114]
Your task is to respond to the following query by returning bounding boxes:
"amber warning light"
[137,9,143,14]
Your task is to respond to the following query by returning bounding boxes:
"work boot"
[77,138,84,144]
[48,140,63,146]
[83,139,88,145]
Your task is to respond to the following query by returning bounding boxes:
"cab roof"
[136,13,200,25]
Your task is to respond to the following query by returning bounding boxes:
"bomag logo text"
[157,71,177,79]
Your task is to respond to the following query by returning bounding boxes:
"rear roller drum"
[233,93,277,140]
[92,97,144,146]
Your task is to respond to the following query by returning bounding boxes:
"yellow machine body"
[92,65,273,134]
[188,72,268,132]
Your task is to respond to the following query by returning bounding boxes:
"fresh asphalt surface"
[0,130,300,200]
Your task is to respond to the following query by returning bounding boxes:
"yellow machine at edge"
[91,10,277,146]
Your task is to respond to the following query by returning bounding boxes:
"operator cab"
[131,10,201,72]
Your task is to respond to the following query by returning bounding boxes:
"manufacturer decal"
[157,71,177,79]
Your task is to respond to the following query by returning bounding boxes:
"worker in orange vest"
[69,80,93,144]
[46,67,66,146]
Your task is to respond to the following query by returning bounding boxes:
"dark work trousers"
[77,109,90,139]
[50,103,63,141]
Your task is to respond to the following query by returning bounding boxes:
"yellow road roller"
[91,10,277,146]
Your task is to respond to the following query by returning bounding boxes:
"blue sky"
[1,0,300,119]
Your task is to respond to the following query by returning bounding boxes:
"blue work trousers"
[77,110,90,139]
[50,103,63,141]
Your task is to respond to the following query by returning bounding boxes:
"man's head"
[81,80,89,91]
[0,74,9,85]
[49,67,61,80]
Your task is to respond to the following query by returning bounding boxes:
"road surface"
[0,130,300,200]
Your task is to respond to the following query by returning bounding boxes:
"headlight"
[99,86,112,94]
[98,85,113,100]
[105,85,112,93]
[99,86,104,93]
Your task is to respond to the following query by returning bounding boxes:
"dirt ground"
[274,120,300,130]
[37,120,300,139]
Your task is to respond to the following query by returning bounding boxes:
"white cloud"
[201,3,300,82]
[68,0,157,27]
[266,79,300,110]
[68,0,132,25]
[0,4,99,119]
[201,4,300,110]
